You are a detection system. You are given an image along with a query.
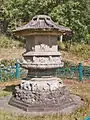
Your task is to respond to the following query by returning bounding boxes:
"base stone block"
[9,77,82,113]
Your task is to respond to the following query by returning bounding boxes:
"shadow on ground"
[4,85,18,92]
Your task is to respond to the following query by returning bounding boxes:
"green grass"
[0,91,11,98]
[0,81,90,120]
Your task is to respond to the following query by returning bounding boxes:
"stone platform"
[0,94,82,115]
[9,77,82,113]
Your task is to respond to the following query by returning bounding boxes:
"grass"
[0,91,11,98]
[0,35,23,61]
[0,48,23,61]
[0,35,24,48]
[0,80,21,97]
[70,43,90,60]
[57,42,90,66]
[61,44,90,66]
[0,80,90,120]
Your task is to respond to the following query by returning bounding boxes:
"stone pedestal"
[9,77,78,112]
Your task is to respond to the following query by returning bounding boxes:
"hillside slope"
[0,48,90,66]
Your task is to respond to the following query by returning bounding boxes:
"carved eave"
[13,29,70,36]
[13,15,72,36]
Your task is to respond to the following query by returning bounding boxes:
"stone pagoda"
[9,15,82,113]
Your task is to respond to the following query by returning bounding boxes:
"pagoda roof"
[13,15,72,36]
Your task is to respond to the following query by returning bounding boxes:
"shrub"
[0,35,24,48]
[70,44,90,59]
[58,41,65,50]
[0,59,16,66]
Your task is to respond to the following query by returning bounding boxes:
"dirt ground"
[0,48,24,61]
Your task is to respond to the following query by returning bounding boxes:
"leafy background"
[0,0,90,44]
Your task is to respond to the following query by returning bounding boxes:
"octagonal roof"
[13,15,72,36]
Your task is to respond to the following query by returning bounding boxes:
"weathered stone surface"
[9,15,81,114]
[9,77,82,113]
[20,77,63,91]
[14,15,71,35]
[21,44,63,69]
[9,84,78,112]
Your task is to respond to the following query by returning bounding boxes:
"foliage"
[50,0,88,43]
[86,34,90,44]
[0,35,24,48]
[0,59,16,66]
[70,44,90,60]
[0,0,90,44]
[2,0,60,31]
[57,41,65,50]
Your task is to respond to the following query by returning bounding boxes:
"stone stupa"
[9,15,82,114]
